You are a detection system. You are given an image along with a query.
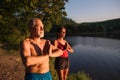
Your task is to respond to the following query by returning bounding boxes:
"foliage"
[76,18,120,38]
[78,18,120,33]
[0,0,68,48]
[49,18,120,39]
[67,72,92,80]
[49,17,77,35]
[0,0,120,49]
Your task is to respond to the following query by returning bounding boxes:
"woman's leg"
[64,68,69,80]
[57,70,64,80]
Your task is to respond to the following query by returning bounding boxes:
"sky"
[65,0,120,23]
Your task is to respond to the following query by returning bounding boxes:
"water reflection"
[66,36,120,80]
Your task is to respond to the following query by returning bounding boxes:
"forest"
[49,18,120,39]
[0,0,120,48]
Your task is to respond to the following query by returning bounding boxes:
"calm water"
[66,36,120,80]
[46,36,120,80]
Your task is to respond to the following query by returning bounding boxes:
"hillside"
[73,18,120,39]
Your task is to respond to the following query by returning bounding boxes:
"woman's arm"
[49,40,63,57]
[66,42,74,53]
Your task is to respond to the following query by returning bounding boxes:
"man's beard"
[36,32,44,38]
[40,32,44,38]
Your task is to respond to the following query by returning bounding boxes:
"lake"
[67,36,120,80]
[46,36,120,80]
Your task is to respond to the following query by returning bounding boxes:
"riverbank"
[0,47,24,80]
[0,44,91,80]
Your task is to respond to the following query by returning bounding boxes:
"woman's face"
[58,28,66,38]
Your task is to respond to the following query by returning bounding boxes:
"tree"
[0,0,68,46]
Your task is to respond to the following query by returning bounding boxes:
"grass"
[0,43,92,80]
[50,58,92,80]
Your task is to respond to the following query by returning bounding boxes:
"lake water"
[66,36,120,80]
[46,36,120,80]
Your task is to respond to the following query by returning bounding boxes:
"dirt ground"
[0,46,25,80]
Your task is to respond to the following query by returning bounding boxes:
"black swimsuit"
[55,41,69,70]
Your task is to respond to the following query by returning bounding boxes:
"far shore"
[45,32,120,40]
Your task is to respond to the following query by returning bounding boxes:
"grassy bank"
[50,58,92,80]
[0,44,92,80]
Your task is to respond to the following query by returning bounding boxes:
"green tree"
[0,0,68,47]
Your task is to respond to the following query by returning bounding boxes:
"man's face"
[30,19,44,38]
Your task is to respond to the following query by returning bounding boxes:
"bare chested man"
[20,18,63,80]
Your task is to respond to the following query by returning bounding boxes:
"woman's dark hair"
[56,26,66,38]
[57,26,66,33]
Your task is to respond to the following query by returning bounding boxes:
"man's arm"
[20,39,49,66]
[49,45,63,57]
[49,40,63,57]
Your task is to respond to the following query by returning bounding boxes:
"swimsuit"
[25,71,52,80]
[55,41,69,70]
[57,41,68,57]
[55,57,70,70]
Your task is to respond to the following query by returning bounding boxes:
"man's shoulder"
[24,37,30,41]
[41,38,47,42]
[22,38,31,44]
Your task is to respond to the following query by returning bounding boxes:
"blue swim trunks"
[25,72,52,80]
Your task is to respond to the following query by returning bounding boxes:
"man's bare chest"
[30,43,44,56]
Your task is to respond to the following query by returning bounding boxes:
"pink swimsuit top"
[57,41,68,58]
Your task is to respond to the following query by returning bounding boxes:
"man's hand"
[43,40,51,55]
